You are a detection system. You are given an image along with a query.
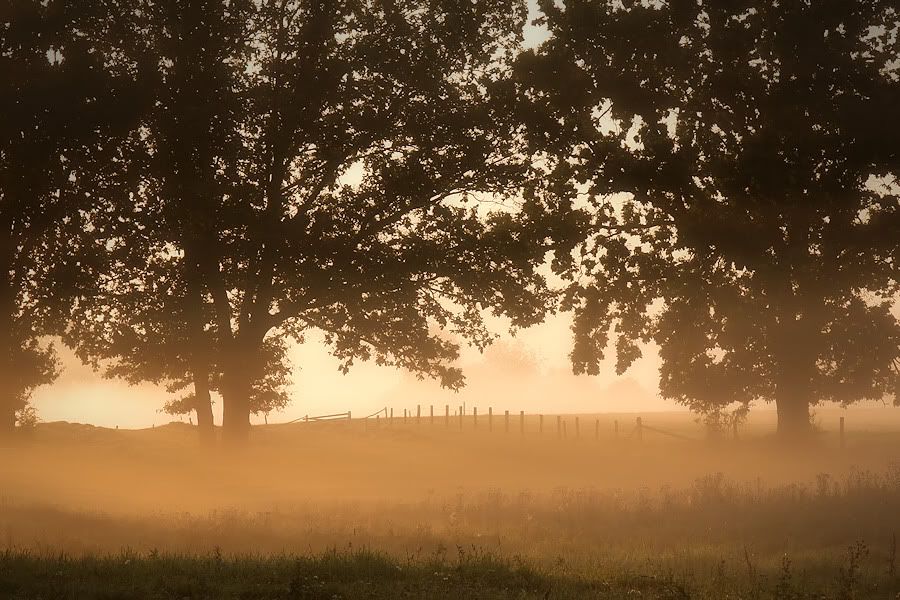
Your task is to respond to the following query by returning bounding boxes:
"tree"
[70,0,551,443]
[209,0,549,443]
[161,337,292,425]
[0,0,135,436]
[62,0,251,442]
[518,0,900,435]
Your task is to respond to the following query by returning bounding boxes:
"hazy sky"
[32,2,677,428]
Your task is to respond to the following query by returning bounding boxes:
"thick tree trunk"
[221,370,251,444]
[221,341,252,444]
[773,326,816,438]
[770,235,817,439]
[775,393,812,437]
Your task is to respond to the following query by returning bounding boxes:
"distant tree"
[518,0,900,435]
[69,0,550,443]
[14,404,40,430]
[246,338,293,424]
[0,1,135,436]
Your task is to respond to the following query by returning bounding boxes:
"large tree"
[64,0,253,441]
[517,0,900,435]
[0,0,135,436]
[71,0,550,442]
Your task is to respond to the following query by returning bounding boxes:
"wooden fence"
[292,405,671,442]
[286,405,852,447]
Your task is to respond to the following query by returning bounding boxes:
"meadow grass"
[1,542,897,599]
[3,469,900,598]
[3,416,900,598]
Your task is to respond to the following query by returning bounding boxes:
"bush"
[15,405,40,430]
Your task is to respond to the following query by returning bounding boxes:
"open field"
[3,408,900,598]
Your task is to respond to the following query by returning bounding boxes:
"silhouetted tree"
[160,338,292,424]
[211,0,549,443]
[63,0,252,442]
[518,0,900,435]
[0,1,135,436]
[70,0,549,442]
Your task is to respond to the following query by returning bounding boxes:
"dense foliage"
[3,0,898,439]
[0,1,138,433]
[517,0,900,433]
[61,0,549,441]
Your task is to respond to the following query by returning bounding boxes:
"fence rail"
[286,411,352,424]
[277,407,853,447]
[285,408,668,442]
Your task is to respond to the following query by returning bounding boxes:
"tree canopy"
[65,0,551,442]
[0,0,138,435]
[7,0,899,441]
[517,0,900,434]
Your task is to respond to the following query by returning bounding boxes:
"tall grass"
[6,468,900,554]
[4,420,900,597]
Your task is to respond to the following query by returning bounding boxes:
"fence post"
[520,411,524,435]
[390,408,394,426]
[459,406,463,430]
[417,404,421,426]
[348,410,352,421]
[430,405,434,425]
[489,407,493,432]
[445,405,449,427]
[474,407,478,429]
[404,408,407,423]
[505,410,509,434]
[840,416,845,449]
[635,416,643,442]
[556,415,561,439]
[614,419,619,439]
[575,416,580,438]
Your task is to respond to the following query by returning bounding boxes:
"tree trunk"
[770,234,817,439]
[183,243,216,445]
[221,348,252,444]
[0,310,16,440]
[221,375,251,444]
[0,248,14,440]
[773,324,816,438]
[0,400,14,438]
[193,369,215,444]
[775,393,812,437]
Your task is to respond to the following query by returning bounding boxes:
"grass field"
[2,408,900,598]
[2,544,895,599]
